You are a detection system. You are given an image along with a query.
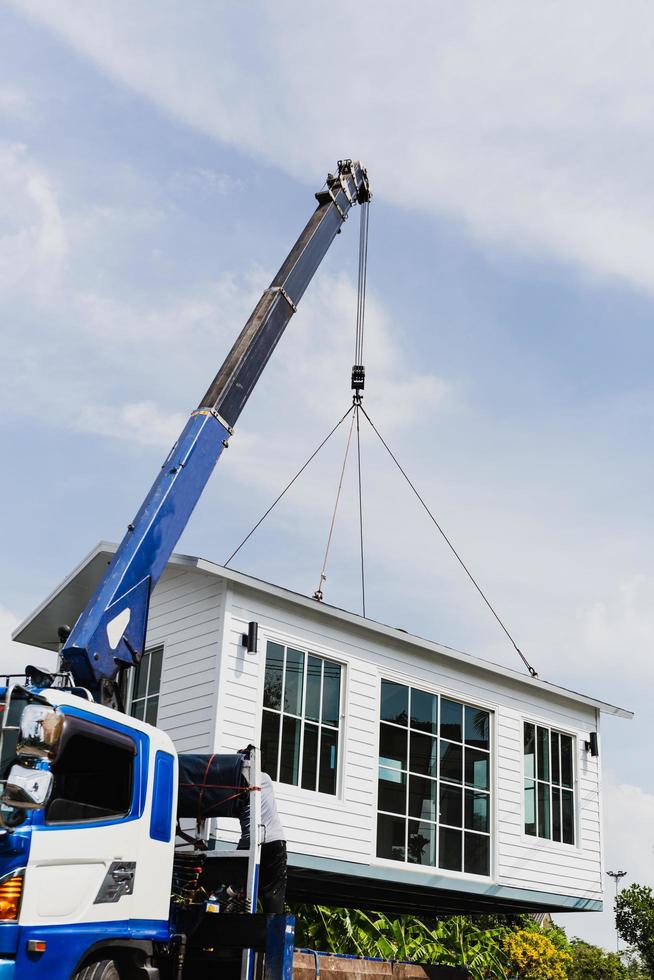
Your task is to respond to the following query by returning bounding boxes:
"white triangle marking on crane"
[106,608,131,650]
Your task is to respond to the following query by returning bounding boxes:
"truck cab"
[0,682,177,979]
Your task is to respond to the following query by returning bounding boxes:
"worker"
[237,753,287,913]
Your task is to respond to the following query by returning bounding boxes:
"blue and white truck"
[0,162,378,980]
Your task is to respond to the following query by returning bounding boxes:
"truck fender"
[72,940,160,980]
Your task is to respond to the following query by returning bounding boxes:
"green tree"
[568,939,631,979]
[615,884,654,975]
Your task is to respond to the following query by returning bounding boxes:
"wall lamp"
[584,732,599,757]
[241,621,258,653]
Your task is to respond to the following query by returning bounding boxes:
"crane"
[59,160,370,707]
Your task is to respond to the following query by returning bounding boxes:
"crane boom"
[60,160,370,704]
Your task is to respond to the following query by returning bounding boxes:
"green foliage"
[290,905,510,980]
[615,884,654,975]
[568,940,634,979]
[291,901,651,979]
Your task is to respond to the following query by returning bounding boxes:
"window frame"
[373,672,495,879]
[257,629,347,804]
[127,644,164,726]
[521,716,578,848]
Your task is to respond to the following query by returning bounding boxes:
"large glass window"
[129,646,163,725]
[524,722,575,844]
[376,680,492,876]
[261,641,342,795]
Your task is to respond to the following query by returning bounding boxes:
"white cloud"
[74,400,186,448]
[557,770,654,950]
[0,607,57,677]
[565,576,654,681]
[0,86,29,116]
[11,0,654,292]
[0,141,67,294]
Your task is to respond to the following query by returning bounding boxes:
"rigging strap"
[313,408,357,601]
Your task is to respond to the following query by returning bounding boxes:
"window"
[261,641,342,795]
[376,680,491,876]
[46,727,135,824]
[524,722,575,844]
[130,646,163,725]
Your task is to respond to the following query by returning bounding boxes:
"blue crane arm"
[61,160,370,703]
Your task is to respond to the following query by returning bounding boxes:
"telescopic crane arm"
[60,160,371,705]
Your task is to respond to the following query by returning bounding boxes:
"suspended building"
[13,541,631,916]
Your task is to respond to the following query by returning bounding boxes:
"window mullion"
[275,647,287,782]
[297,654,308,788]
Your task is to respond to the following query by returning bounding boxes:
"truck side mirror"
[17,704,64,761]
[2,764,54,810]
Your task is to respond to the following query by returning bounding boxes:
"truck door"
[17,708,173,934]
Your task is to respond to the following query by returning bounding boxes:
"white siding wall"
[211,580,603,903]
[144,566,226,754]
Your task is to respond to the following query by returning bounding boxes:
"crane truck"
[0,160,375,980]
[0,162,467,980]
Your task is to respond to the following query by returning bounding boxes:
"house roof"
[12,540,633,720]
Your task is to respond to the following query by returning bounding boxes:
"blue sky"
[3,0,654,948]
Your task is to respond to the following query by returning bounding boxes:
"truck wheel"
[73,959,121,980]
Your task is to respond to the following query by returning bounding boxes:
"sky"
[2,0,654,950]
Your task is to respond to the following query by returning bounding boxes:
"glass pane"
[411,689,437,734]
[301,722,319,791]
[524,780,536,836]
[148,647,163,695]
[132,699,145,722]
[380,723,407,771]
[381,680,408,726]
[537,782,551,839]
[465,789,489,833]
[560,735,573,788]
[410,732,438,777]
[562,790,574,844]
[284,648,305,716]
[537,726,550,781]
[319,727,338,795]
[524,723,535,780]
[145,696,158,726]
[465,707,489,750]
[464,833,490,876]
[305,656,322,722]
[264,642,284,710]
[439,784,463,827]
[440,699,462,742]
[551,731,560,786]
[379,767,407,815]
[552,786,561,842]
[465,748,489,790]
[322,661,341,728]
[409,775,437,822]
[279,716,301,786]
[261,710,281,779]
[134,657,149,701]
[377,813,405,862]
[439,827,462,871]
[408,820,436,866]
[439,741,462,784]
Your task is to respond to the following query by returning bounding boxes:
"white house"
[13,541,631,917]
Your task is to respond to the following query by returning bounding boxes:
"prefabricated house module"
[13,541,631,918]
